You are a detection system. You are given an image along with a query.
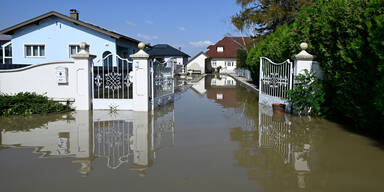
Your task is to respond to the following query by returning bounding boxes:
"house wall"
[10,17,117,65]
[211,58,237,73]
[164,56,186,65]
[186,54,207,73]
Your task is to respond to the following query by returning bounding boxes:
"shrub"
[0,92,71,117]
[286,70,325,116]
[246,0,384,138]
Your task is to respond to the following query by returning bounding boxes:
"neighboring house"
[0,34,11,64]
[206,36,250,73]
[186,51,207,74]
[0,10,141,65]
[146,44,189,65]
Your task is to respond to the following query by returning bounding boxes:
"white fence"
[0,42,176,112]
[0,60,91,110]
[258,57,293,111]
[92,53,134,110]
[151,58,175,109]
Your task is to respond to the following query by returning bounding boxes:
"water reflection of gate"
[151,59,175,109]
[94,120,133,169]
[231,104,313,191]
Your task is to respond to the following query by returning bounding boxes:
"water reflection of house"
[206,75,241,108]
[0,104,175,176]
[188,76,206,95]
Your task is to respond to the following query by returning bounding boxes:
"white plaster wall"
[211,58,237,73]
[187,54,207,73]
[0,60,90,110]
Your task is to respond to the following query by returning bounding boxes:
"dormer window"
[217,46,224,52]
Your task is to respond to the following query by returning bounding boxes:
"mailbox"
[56,67,68,84]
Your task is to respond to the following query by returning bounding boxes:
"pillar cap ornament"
[130,42,149,58]
[293,42,315,61]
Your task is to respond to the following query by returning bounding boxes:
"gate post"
[292,42,322,79]
[72,42,96,110]
[130,42,151,111]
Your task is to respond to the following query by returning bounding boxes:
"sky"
[0,0,244,57]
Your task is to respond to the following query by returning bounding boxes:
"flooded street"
[1,75,384,192]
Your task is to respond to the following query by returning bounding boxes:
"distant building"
[185,51,207,74]
[206,37,250,73]
[146,44,189,65]
[0,10,141,65]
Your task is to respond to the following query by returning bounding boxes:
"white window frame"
[24,44,45,58]
[212,60,217,67]
[68,44,81,57]
[217,46,224,52]
[2,42,12,64]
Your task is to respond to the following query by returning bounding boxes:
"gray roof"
[146,44,190,57]
[0,34,11,41]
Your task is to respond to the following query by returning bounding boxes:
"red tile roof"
[206,37,250,58]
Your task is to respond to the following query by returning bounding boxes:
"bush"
[286,70,325,116]
[246,0,384,138]
[0,92,71,116]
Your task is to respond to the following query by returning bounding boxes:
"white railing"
[93,53,133,100]
[151,58,175,109]
[235,68,252,80]
[259,57,293,99]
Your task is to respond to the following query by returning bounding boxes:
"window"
[217,46,224,52]
[69,44,89,57]
[212,60,217,67]
[2,42,12,64]
[226,61,234,67]
[25,45,45,57]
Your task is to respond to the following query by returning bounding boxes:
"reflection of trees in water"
[0,112,74,132]
[230,104,323,191]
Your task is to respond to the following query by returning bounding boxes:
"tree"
[232,0,313,35]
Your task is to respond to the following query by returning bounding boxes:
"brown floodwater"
[1,75,384,192]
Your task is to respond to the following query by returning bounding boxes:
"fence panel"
[259,57,293,99]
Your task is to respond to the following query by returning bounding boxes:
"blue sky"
[0,0,243,57]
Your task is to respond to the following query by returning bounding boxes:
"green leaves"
[286,70,325,116]
[0,92,71,117]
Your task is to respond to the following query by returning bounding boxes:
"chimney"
[70,9,79,20]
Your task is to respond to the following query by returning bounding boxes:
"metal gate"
[259,57,293,99]
[92,53,134,110]
[151,58,175,109]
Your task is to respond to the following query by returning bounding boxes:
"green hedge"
[0,92,71,116]
[247,0,384,138]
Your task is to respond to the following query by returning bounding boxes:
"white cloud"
[125,20,136,26]
[137,33,159,41]
[189,40,213,47]
[145,20,153,24]
[177,26,186,31]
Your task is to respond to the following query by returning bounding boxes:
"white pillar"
[130,42,151,111]
[71,42,96,110]
[292,42,322,79]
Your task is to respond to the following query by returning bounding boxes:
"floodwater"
[1,75,384,192]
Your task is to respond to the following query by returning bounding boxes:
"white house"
[0,10,141,66]
[206,37,249,73]
[186,51,207,74]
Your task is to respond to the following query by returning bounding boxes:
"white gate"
[151,58,175,109]
[92,53,134,110]
[259,57,293,107]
